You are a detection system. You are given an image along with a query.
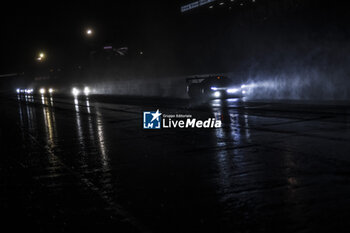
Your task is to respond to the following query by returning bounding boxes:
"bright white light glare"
[39,53,45,58]
[48,88,53,94]
[84,87,90,95]
[86,29,92,35]
[72,87,80,96]
[210,86,218,91]
[242,90,246,94]
[39,88,46,94]
[16,88,20,93]
[213,91,221,98]
[25,89,33,94]
[227,88,239,94]
[241,84,256,89]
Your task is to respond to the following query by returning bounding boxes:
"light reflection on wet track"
[2,94,350,232]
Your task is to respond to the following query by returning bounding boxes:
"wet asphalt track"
[1,93,350,233]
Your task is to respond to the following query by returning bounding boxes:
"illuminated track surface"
[1,94,350,233]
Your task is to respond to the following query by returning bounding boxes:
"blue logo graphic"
[143,109,162,129]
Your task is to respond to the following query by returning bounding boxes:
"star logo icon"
[143,110,162,129]
[151,109,162,122]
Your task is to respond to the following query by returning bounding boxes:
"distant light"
[219,2,224,5]
[213,91,221,98]
[227,88,239,94]
[36,52,45,62]
[48,88,53,94]
[39,88,45,94]
[84,87,90,95]
[140,51,143,55]
[16,88,20,93]
[241,84,246,88]
[86,29,93,35]
[210,86,218,91]
[209,5,213,9]
[72,87,80,96]
[25,89,33,94]
[242,90,246,94]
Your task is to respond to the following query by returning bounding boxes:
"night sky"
[1,1,350,75]
[0,1,179,73]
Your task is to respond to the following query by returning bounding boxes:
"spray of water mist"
[91,76,188,98]
[89,66,350,101]
[238,69,350,100]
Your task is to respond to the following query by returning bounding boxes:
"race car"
[186,75,246,99]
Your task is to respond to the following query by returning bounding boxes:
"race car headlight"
[211,86,218,91]
[213,91,221,98]
[39,88,46,94]
[48,88,54,94]
[84,87,90,95]
[72,87,80,96]
[16,88,20,93]
[227,88,239,94]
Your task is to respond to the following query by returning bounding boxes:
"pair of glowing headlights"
[39,88,54,94]
[210,87,245,97]
[211,87,240,92]
[72,87,90,96]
